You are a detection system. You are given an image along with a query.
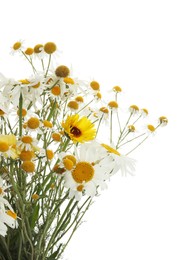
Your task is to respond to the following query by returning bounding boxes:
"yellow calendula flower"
[0,134,17,146]
[61,114,96,143]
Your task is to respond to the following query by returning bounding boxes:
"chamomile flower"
[25,116,43,134]
[10,40,24,55]
[64,143,110,201]
[17,135,38,151]
[0,209,18,237]
[144,124,156,135]
[0,135,18,159]
[101,143,136,176]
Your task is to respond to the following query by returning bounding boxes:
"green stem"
[19,94,23,137]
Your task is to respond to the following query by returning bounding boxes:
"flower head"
[62,114,96,143]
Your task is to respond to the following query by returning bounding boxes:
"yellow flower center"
[108,101,118,109]
[32,193,39,200]
[64,155,76,165]
[64,77,74,84]
[0,187,3,195]
[21,161,35,172]
[19,150,34,161]
[63,158,74,170]
[130,105,139,111]
[34,44,43,53]
[90,81,100,91]
[142,108,148,115]
[0,142,9,152]
[46,149,54,160]
[13,42,21,50]
[21,136,33,144]
[75,96,84,103]
[6,210,17,219]
[113,86,122,92]
[77,185,84,192]
[100,107,109,114]
[43,120,53,128]
[44,42,57,54]
[32,82,41,89]
[147,124,155,132]
[101,143,121,156]
[72,162,94,183]
[25,48,34,55]
[95,92,102,99]
[51,85,61,96]
[55,65,70,77]
[17,108,27,117]
[0,109,5,116]
[52,133,61,142]
[67,101,79,110]
[50,183,55,189]
[128,125,135,132]
[27,117,40,129]
[159,116,168,125]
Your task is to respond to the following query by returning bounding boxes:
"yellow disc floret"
[17,108,27,117]
[64,155,76,166]
[64,77,74,84]
[51,133,61,142]
[19,150,34,161]
[34,44,43,53]
[55,65,70,77]
[100,107,109,114]
[113,86,122,92]
[13,42,21,50]
[72,162,94,183]
[27,117,40,129]
[159,116,168,125]
[108,101,118,109]
[46,150,54,160]
[32,194,39,200]
[25,48,34,55]
[67,101,79,110]
[21,161,35,172]
[130,105,139,111]
[43,120,53,128]
[0,142,9,152]
[21,136,33,144]
[147,124,155,132]
[44,42,57,54]
[51,86,61,96]
[90,81,100,91]
[75,96,84,103]
[128,125,136,132]
[63,158,74,170]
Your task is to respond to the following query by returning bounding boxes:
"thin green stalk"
[21,51,37,73]
[110,110,113,144]
[126,135,149,155]
[45,54,51,77]
[19,94,23,137]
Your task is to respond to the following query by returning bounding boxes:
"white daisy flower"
[10,40,25,55]
[101,143,136,176]
[63,142,111,201]
[17,135,38,151]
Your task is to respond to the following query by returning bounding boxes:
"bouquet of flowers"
[0,41,168,260]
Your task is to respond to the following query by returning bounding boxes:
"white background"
[1,0,193,259]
